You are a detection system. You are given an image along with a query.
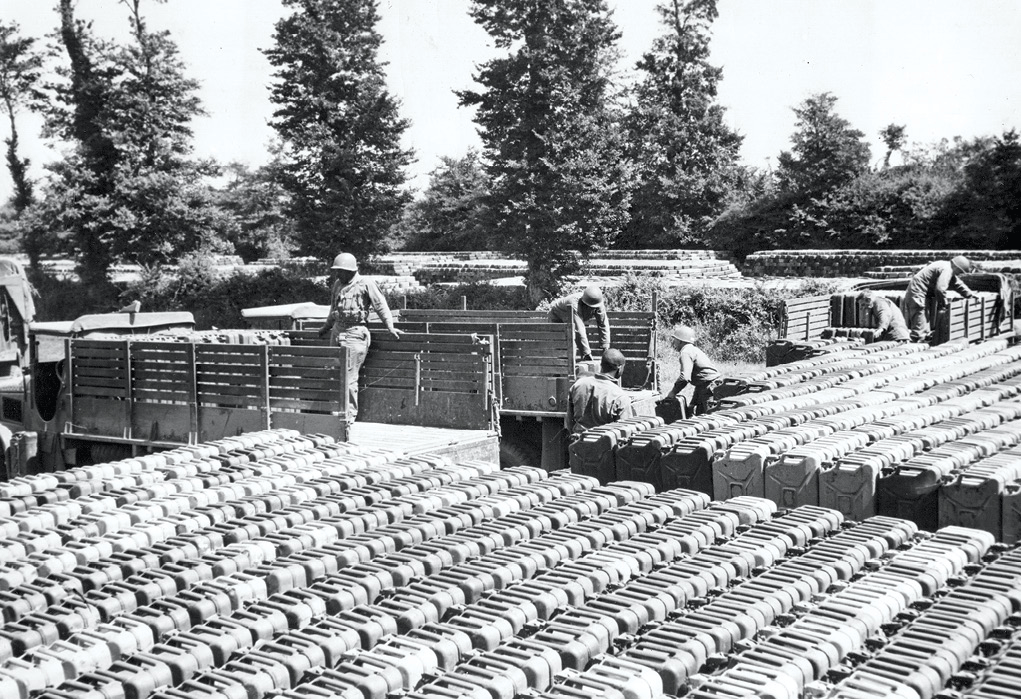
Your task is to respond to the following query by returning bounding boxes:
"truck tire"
[89,443,133,465]
[499,439,541,469]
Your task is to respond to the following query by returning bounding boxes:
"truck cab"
[1,310,196,474]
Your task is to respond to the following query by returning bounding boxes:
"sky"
[1,0,1019,201]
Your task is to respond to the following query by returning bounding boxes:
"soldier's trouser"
[900,295,930,342]
[690,382,717,416]
[333,325,371,421]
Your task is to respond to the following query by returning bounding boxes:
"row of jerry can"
[1,458,685,698]
[0,452,591,693]
[0,412,1019,699]
[572,338,1021,539]
[686,524,1007,699]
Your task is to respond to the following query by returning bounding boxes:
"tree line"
[1,0,1018,303]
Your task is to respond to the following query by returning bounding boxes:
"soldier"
[547,285,610,361]
[900,256,976,342]
[317,253,402,421]
[566,348,635,434]
[662,325,721,416]
[857,290,911,342]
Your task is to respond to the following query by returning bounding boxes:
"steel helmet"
[331,253,358,272]
[580,285,603,306]
[950,255,974,274]
[672,325,696,343]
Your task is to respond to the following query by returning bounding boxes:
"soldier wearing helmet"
[317,252,402,421]
[900,256,976,342]
[856,290,911,342]
[546,285,611,361]
[566,348,635,434]
[662,325,721,416]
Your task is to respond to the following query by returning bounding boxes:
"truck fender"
[0,423,13,478]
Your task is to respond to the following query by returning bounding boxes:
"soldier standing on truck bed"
[857,290,911,342]
[662,325,721,416]
[547,285,610,361]
[566,348,635,434]
[900,255,976,343]
[317,253,402,421]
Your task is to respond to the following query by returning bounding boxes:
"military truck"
[0,261,498,476]
[773,272,1015,364]
[242,302,661,470]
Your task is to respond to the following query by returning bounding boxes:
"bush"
[387,280,532,313]
[120,261,328,329]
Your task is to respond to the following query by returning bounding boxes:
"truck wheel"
[89,443,133,465]
[500,439,541,469]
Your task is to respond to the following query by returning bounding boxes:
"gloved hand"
[580,353,593,362]
[317,326,329,339]
[389,328,404,340]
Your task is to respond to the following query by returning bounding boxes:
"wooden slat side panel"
[268,345,345,416]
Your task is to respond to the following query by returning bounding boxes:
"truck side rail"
[780,294,832,341]
[384,321,575,416]
[359,331,497,430]
[396,309,657,391]
[66,339,350,446]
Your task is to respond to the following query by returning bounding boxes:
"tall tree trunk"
[58,0,116,288]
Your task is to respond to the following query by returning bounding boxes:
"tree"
[397,150,494,251]
[879,123,907,169]
[213,157,297,262]
[30,0,223,285]
[622,0,742,248]
[265,0,413,263]
[0,22,42,216]
[776,92,870,197]
[941,130,1021,248]
[460,0,633,300]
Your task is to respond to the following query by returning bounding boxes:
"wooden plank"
[71,344,127,357]
[269,346,344,358]
[268,397,342,412]
[72,367,124,379]
[268,387,343,402]
[128,349,194,363]
[69,357,127,369]
[363,356,485,370]
[197,383,263,398]
[361,368,485,387]
[132,388,191,403]
[196,370,264,384]
[73,385,128,398]
[269,377,344,391]
[268,367,340,381]
[265,355,344,369]
[502,365,569,377]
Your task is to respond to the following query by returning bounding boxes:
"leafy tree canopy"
[461,0,633,300]
[265,0,413,264]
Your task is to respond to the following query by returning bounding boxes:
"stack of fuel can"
[0,427,1018,698]
[572,337,1021,543]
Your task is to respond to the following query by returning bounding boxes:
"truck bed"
[347,422,500,464]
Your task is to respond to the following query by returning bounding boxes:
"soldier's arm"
[596,305,610,351]
[949,275,974,299]
[874,303,893,334]
[366,281,400,336]
[573,307,593,358]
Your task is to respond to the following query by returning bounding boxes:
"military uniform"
[547,292,610,359]
[900,261,974,342]
[325,273,396,421]
[865,295,911,342]
[673,343,721,415]
[567,373,635,434]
